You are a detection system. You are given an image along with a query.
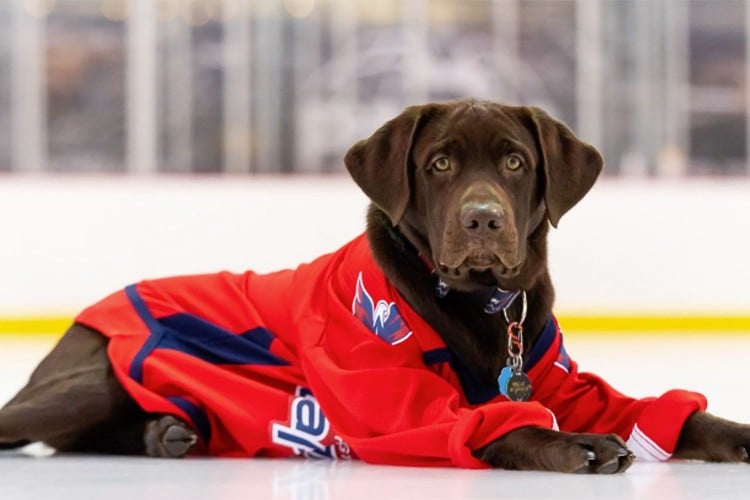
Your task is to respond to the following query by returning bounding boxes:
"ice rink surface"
[1,332,749,500]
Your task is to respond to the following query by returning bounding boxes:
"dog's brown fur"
[1,99,749,473]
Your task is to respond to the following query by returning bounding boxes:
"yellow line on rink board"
[558,315,750,334]
[0,317,73,336]
[0,315,748,336]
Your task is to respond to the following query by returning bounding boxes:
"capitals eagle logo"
[352,272,413,345]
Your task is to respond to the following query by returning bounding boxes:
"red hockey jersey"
[75,233,706,468]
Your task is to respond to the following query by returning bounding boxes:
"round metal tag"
[505,373,532,402]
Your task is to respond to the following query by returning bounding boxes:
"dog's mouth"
[464,249,499,269]
[437,249,522,287]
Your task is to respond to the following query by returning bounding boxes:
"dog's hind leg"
[67,414,199,457]
[0,324,199,457]
[0,324,146,452]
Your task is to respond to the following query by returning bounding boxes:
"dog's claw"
[573,450,598,473]
[575,447,633,474]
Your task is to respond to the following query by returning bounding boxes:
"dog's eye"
[505,154,523,171]
[431,156,451,172]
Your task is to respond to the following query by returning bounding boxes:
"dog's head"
[345,100,602,292]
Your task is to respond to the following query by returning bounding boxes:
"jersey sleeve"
[297,311,559,468]
[528,318,707,461]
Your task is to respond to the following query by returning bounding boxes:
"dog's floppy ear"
[345,105,430,226]
[519,107,603,228]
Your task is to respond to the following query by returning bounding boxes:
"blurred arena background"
[2,4,750,496]
[0,0,748,333]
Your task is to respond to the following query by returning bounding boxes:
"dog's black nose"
[460,201,505,235]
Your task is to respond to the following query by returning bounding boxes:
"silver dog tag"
[505,372,532,402]
[498,366,532,402]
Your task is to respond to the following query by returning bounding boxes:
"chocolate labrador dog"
[1,99,748,473]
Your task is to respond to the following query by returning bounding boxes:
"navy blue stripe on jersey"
[167,396,212,443]
[125,285,289,385]
[157,313,290,367]
[420,315,559,405]
[422,348,452,365]
[126,284,167,383]
[524,317,557,372]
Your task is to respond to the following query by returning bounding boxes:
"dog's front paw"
[674,411,750,463]
[477,427,634,473]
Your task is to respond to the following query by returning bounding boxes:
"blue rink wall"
[0,176,748,333]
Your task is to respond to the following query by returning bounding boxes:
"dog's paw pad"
[162,424,198,457]
[595,458,620,474]
[144,416,198,458]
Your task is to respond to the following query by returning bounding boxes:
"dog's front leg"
[475,427,634,473]
[674,411,750,463]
